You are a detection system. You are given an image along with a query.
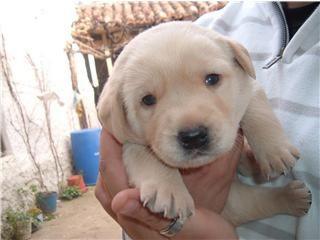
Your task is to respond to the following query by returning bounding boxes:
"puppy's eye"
[205,74,220,86]
[142,94,157,106]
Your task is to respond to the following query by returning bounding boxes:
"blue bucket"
[36,191,57,214]
[71,128,101,185]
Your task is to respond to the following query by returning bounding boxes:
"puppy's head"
[98,22,255,168]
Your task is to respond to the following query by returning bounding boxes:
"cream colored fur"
[97,22,311,225]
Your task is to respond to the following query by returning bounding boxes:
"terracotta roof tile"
[72,1,226,55]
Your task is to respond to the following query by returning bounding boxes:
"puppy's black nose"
[177,126,209,150]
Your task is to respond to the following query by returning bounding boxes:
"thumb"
[111,188,171,232]
[111,189,237,239]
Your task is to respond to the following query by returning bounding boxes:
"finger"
[111,188,171,232]
[173,208,237,240]
[117,215,167,240]
[95,174,117,220]
[99,128,129,196]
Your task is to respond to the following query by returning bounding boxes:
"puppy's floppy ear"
[227,39,256,79]
[97,78,132,143]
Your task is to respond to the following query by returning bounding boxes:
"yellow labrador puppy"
[98,22,311,226]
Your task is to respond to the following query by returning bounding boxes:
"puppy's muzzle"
[177,126,209,151]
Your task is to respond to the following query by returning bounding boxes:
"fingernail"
[119,200,139,215]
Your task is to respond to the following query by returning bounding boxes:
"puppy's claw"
[290,147,300,160]
[283,180,312,216]
[140,181,194,221]
[164,208,168,218]
[253,133,300,181]
[143,200,148,208]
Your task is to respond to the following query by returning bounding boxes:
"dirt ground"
[32,187,122,240]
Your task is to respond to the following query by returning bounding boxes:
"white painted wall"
[0,0,101,212]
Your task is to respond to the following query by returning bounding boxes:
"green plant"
[29,184,38,194]
[3,208,31,239]
[1,213,14,240]
[2,185,40,239]
[35,192,44,202]
[5,208,31,225]
[60,186,82,200]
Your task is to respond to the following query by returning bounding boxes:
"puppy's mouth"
[183,147,211,158]
[152,136,220,169]
[180,141,219,164]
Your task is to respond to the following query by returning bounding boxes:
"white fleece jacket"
[196,2,319,240]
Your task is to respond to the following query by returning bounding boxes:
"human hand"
[95,129,242,239]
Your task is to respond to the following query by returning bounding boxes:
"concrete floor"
[32,187,122,240]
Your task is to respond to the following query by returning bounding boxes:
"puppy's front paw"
[140,181,195,222]
[282,180,312,216]
[257,142,300,180]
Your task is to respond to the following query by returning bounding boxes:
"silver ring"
[159,217,184,237]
